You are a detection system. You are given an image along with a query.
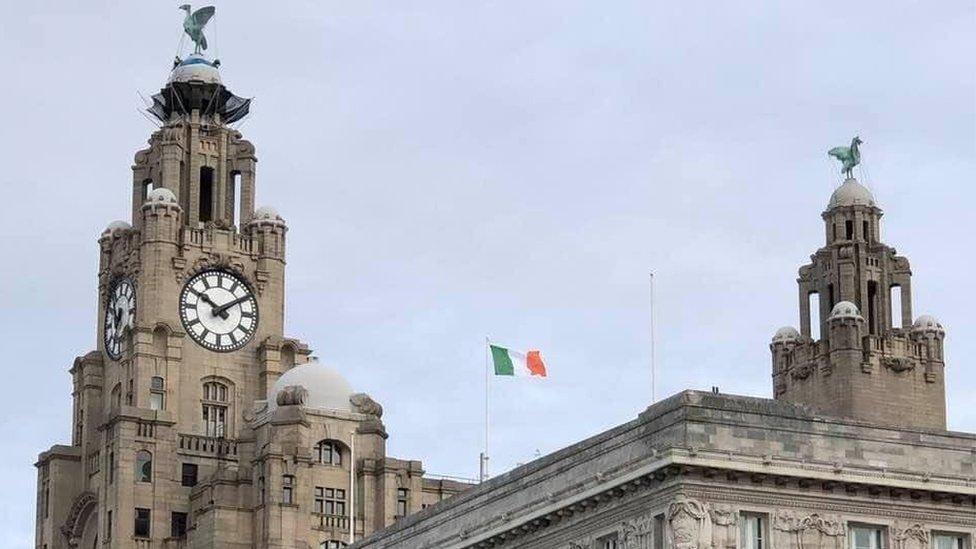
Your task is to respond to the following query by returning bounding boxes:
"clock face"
[104,278,136,360]
[179,270,258,352]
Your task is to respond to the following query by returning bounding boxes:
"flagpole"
[482,336,490,482]
[650,272,657,403]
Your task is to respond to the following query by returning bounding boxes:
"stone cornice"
[354,445,975,549]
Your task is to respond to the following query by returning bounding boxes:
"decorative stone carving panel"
[710,505,739,549]
[620,514,655,549]
[772,511,846,549]
[667,497,713,549]
[892,523,928,549]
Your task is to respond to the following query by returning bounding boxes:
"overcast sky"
[1,1,974,545]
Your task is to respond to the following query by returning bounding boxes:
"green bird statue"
[828,136,863,179]
[180,4,216,55]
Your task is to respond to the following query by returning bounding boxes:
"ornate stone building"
[350,180,975,548]
[33,52,470,548]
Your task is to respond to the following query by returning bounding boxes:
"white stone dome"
[102,220,131,236]
[827,179,876,209]
[772,326,800,343]
[145,187,177,204]
[829,300,862,320]
[911,314,944,334]
[269,358,353,412]
[169,55,221,85]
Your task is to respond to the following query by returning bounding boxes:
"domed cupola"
[829,300,863,320]
[827,178,876,210]
[168,54,222,85]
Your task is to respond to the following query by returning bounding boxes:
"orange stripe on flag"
[526,350,547,377]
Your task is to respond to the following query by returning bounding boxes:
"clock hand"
[190,289,229,320]
[211,295,250,317]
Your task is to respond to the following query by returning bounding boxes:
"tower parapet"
[773,175,947,430]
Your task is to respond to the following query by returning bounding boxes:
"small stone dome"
[253,206,282,221]
[249,206,286,228]
[829,300,862,320]
[827,178,876,209]
[772,326,800,343]
[912,315,945,334]
[169,55,221,85]
[145,187,177,204]
[269,358,353,412]
[102,220,132,236]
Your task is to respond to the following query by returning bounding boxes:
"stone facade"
[351,392,974,549]
[349,181,974,549]
[34,56,471,549]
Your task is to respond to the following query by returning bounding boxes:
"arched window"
[202,381,229,437]
[315,440,342,466]
[135,450,152,482]
[320,541,347,549]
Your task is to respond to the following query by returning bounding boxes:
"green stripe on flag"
[490,345,514,375]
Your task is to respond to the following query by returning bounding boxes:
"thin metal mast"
[650,272,657,403]
[482,336,491,482]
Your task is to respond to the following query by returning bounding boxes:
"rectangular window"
[934,534,967,549]
[851,525,885,549]
[202,404,227,437]
[740,513,767,549]
[171,512,188,538]
[258,476,265,505]
[106,510,112,540]
[107,451,114,484]
[282,475,294,504]
[314,486,324,513]
[863,220,870,241]
[42,481,49,519]
[845,220,854,240]
[149,392,164,411]
[134,508,151,538]
[396,488,409,518]
[181,463,198,487]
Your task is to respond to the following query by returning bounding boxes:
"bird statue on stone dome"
[180,4,216,54]
[828,136,863,179]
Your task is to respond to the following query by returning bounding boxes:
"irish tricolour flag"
[490,344,547,378]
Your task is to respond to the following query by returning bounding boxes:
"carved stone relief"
[710,505,739,549]
[883,356,916,373]
[772,511,846,549]
[620,514,655,549]
[892,523,928,549]
[667,497,713,549]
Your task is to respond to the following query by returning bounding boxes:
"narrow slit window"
[809,292,821,340]
[199,167,214,222]
[232,172,242,227]
[890,286,903,329]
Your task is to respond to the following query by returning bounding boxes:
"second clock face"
[104,278,136,360]
[179,270,258,352]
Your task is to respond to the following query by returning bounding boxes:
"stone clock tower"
[34,33,470,549]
